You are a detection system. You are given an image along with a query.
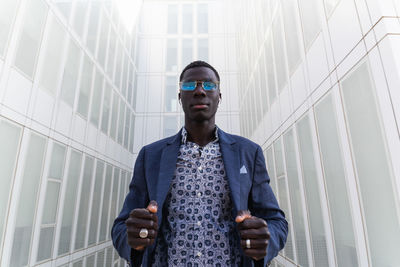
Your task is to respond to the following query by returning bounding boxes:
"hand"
[236,210,270,261]
[125,200,158,251]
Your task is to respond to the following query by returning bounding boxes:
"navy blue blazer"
[112,128,288,266]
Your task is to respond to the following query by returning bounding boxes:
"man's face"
[179,66,221,123]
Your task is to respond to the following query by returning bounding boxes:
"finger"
[238,217,267,230]
[128,237,154,248]
[127,228,157,239]
[243,248,267,260]
[240,228,270,239]
[240,239,268,249]
[129,208,154,219]
[147,200,158,213]
[235,210,252,223]
[126,217,158,229]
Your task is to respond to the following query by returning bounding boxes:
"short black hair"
[179,60,220,82]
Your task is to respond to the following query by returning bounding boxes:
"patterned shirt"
[152,127,242,266]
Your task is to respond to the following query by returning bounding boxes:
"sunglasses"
[179,81,219,91]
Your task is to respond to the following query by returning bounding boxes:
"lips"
[191,103,209,109]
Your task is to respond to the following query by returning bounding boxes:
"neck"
[184,118,216,147]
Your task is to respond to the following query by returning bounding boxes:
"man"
[112,61,287,266]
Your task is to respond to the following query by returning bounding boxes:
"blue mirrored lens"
[203,82,216,90]
[181,82,196,90]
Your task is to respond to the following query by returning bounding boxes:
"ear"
[178,92,181,100]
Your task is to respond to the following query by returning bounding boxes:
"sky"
[115,0,143,32]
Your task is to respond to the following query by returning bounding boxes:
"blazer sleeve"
[250,146,288,266]
[111,147,149,266]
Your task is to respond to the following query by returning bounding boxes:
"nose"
[193,82,206,96]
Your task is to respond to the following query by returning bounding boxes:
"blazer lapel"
[218,129,241,217]
[155,131,181,218]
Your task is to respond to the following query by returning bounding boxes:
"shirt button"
[197,192,202,197]
[197,221,201,226]
[198,166,202,171]
[197,252,202,257]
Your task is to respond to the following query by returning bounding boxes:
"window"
[0,0,20,57]
[124,109,131,149]
[58,150,82,255]
[167,5,178,34]
[13,0,48,79]
[106,30,117,78]
[72,1,88,39]
[298,0,322,49]
[110,93,119,140]
[129,115,135,153]
[0,120,21,251]
[10,133,47,267]
[74,156,94,250]
[182,39,193,67]
[163,116,177,137]
[197,4,208,33]
[198,39,208,62]
[182,4,193,34]
[259,51,269,115]
[272,16,288,92]
[166,39,178,72]
[314,93,358,266]
[265,147,277,193]
[296,115,329,266]
[117,101,125,144]
[60,40,81,107]
[90,69,104,128]
[86,2,101,55]
[324,0,340,17]
[108,169,120,233]
[77,56,94,119]
[54,0,72,22]
[265,36,277,105]
[101,83,111,134]
[341,62,400,265]
[114,42,123,88]
[88,161,105,246]
[165,76,177,112]
[97,11,110,69]
[99,165,113,241]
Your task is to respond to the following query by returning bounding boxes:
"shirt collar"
[181,126,219,145]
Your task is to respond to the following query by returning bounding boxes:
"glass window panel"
[105,247,113,267]
[110,94,119,140]
[72,1,88,39]
[259,51,269,114]
[266,147,277,193]
[117,101,125,144]
[163,116,177,138]
[54,1,72,22]
[198,39,208,62]
[165,76,177,112]
[77,56,94,118]
[41,181,60,224]
[74,156,94,250]
[10,133,46,267]
[122,56,129,98]
[342,62,400,265]
[298,0,322,49]
[101,84,111,134]
[90,69,104,127]
[282,0,302,73]
[86,3,101,55]
[182,39,193,67]
[297,115,329,266]
[277,177,294,260]
[106,31,116,78]
[99,165,113,241]
[166,39,178,72]
[0,121,21,248]
[108,169,120,231]
[88,161,105,246]
[283,129,309,266]
[13,0,48,79]
[118,171,126,211]
[86,254,95,267]
[97,250,105,267]
[272,16,288,92]
[60,40,81,107]
[129,115,135,153]
[123,109,130,149]
[37,227,54,262]
[265,37,277,105]
[127,64,134,105]
[73,260,83,267]
[197,4,208,33]
[324,0,340,17]
[273,139,285,177]
[58,150,82,255]
[114,42,123,88]
[182,4,193,34]
[49,143,66,180]
[315,93,358,266]
[132,73,138,110]
[167,5,178,34]
[97,12,110,69]
[0,0,21,58]
[39,16,66,95]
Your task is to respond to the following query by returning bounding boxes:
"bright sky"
[115,0,143,32]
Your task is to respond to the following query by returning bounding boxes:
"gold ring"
[139,228,148,239]
[246,239,251,249]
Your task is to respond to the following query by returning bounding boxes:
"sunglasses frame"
[179,80,220,91]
